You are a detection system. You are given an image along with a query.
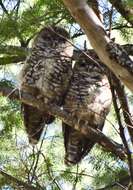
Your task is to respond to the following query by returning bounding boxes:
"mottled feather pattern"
[22,104,55,144]
[20,27,73,105]
[63,58,112,165]
[20,26,74,144]
[20,26,112,165]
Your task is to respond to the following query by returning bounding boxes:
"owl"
[62,56,112,165]
[20,26,74,144]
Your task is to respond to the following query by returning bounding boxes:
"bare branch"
[0,85,126,160]
[0,0,9,15]
[0,45,28,55]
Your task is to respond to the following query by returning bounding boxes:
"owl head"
[33,26,71,46]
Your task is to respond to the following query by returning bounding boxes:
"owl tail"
[62,122,104,166]
[22,104,55,144]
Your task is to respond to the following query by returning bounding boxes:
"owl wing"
[22,104,55,144]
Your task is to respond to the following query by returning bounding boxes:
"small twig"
[72,165,79,190]
[108,5,114,38]
[41,153,62,190]
[0,0,9,15]
[37,169,94,179]
[27,147,36,183]
[30,127,48,183]
[109,73,133,186]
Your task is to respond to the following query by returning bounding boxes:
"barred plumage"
[62,57,112,165]
[22,104,55,144]
[20,26,73,144]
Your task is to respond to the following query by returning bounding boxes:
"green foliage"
[114,17,133,42]
[0,79,14,88]
[0,95,22,136]
[42,0,73,24]
[119,26,133,43]
[124,0,133,7]
[17,0,47,41]
[90,146,128,188]
[0,0,73,47]
[0,0,132,189]
[0,14,18,43]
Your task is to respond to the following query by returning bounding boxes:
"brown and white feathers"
[62,57,112,165]
[20,26,73,144]
[22,104,55,144]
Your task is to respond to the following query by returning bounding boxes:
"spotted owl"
[20,26,73,144]
[62,56,112,165]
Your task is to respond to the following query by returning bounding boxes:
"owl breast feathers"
[62,57,112,166]
[20,26,74,144]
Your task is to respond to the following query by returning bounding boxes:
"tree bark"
[62,0,133,92]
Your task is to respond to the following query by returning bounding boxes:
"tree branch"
[0,55,26,65]
[0,169,39,190]
[0,86,126,160]
[110,74,133,185]
[0,44,133,66]
[108,72,133,188]
[113,76,133,143]
[0,0,9,15]
[108,0,133,26]
[62,0,133,92]
[122,44,133,56]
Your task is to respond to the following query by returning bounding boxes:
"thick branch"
[0,55,26,65]
[0,86,126,160]
[62,0,133,92]
[1,44,133,56]
[0,45,28,55]
[108,0,133,26]
[122,44,133,56]
[0,44,133,65]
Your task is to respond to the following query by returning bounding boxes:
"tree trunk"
[62,0,133,92]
